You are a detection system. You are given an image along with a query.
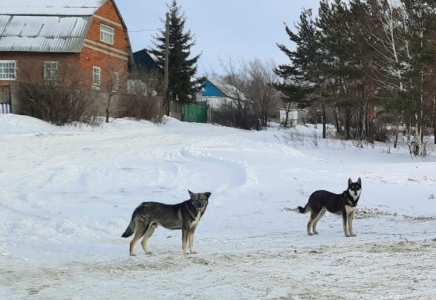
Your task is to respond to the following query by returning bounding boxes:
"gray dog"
[122,190,212,256]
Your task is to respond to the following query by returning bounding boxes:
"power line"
[128,28,161,33]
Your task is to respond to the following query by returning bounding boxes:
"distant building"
[198,78,250,110]
[279,108,309,126]
[132,49,161,72]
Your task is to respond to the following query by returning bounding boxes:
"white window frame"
[0,60,17,80]
[112,72,119,92]
[100,24,115,45]
[44,61,58,80]
[93,66,101,89]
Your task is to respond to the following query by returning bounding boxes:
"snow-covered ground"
[1,114,436,300]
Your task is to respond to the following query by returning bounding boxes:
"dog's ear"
[188,190,195,199]
[358,177,362,186]
[348,178,352,186]
[204,192,211,199]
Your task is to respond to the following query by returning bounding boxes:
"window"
[93,66,101,88]
[112,72,119,92]
[100,24,114,44]
[0,61,17,80]
[44,61,58,80]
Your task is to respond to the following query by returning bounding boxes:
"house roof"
[0,0,133,55]
[0,15,92,52]
[133,49,161,70]
[0,0,106,16]
[205,78,249,101]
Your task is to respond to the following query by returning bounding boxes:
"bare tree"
[358,0,409,92]
[19,62,99,126]
[214,55,282,129]
[245,59,281,127]
[214,55,260,130]
[356,0,431,154]
[101,61,128,123]
[120,67,165,122]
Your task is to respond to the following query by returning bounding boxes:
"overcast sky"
[116,0,322,76]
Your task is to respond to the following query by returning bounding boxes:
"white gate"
[0,86,11,114]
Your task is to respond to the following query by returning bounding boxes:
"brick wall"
[81,0,130,94]
[0,52,80,81]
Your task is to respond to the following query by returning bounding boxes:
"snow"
[1,114,436,299]
[0,0,105,15]
[208,78,250,101]
[0,15,90,53]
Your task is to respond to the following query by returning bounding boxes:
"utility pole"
[164,12,170,115]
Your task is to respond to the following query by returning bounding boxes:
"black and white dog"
[298,178,362,237]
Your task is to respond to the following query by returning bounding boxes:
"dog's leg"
[312,209,326,235]
[182,229,189,254]
[188,230,197,254]
[342,211,350,237]
[140,224,156,255]
[129,225,145,256]
[348,211,356,237]
[307,210,319,236]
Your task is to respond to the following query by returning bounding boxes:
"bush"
[119,69,166,124]
[210,103,260,130]
[20,80,99,126]
[372,126,390,143]
[119,92,165,123]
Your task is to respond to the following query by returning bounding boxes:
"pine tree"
[150,1,202,105]
[316,0,364,140]
[402,0,436,152]
[355,0,436,151]
[273,9,321,131]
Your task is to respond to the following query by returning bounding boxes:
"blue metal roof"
[202,79,227,97]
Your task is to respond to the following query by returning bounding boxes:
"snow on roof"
[146,50,159,63]
[0,0,109,52]
[0,15,92,52]
[0,0,107,16]
[208,78,250,101]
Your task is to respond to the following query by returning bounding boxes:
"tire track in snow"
[180,147,258,189]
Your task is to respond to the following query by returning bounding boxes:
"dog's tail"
[297,203,309,214]
[121,210,138,238]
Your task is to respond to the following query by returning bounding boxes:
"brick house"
[0,0,133,115]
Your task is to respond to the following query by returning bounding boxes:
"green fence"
[184,103,207,123]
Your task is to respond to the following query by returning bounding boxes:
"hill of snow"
[1,115,435,299]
